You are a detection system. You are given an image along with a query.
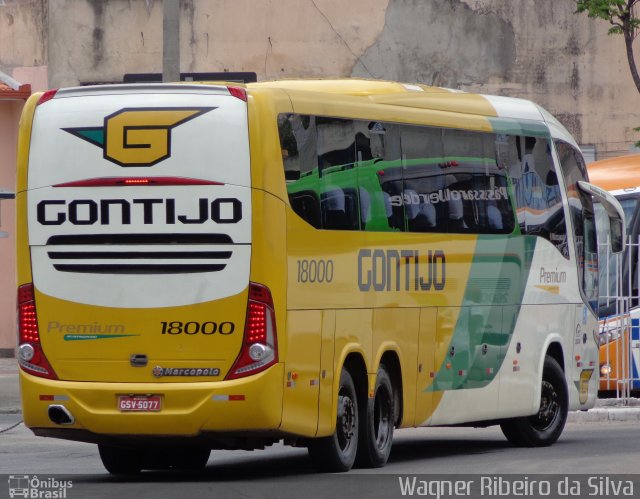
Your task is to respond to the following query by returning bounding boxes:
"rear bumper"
[20,364,284,442]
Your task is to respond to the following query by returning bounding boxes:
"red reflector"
[227,86,247,101]
[39,395,55,401]
[37,89,58,106]
[249,283,273,304]
[18,283,35,304]
[228,395,245,401]
[53,177,224,187]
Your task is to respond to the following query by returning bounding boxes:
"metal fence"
[598,236,640,401]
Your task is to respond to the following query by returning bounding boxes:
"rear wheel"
[98,445,143,475]
[308,369,359,472]
[169,447,211,470]
[356,365,394,468]
[500,356,568,447]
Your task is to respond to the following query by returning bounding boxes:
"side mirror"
[577,181,626,254]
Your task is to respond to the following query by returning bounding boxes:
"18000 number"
[160,321,235,335]
[296,259,334,283]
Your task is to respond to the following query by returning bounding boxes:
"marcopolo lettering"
[37,197,242,225]
[358,248,446,292]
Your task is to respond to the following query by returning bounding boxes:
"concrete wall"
[1,0,637,157]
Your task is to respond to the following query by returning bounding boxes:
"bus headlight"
[600,363,612,376]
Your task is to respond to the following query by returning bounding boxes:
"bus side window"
[398,125,515,235]
[289,190,321,229]
[510,136,568,258]
[361,122,405,232]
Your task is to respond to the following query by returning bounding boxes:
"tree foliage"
[575,1,640,92]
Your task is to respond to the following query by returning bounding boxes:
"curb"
[568,406,640,423]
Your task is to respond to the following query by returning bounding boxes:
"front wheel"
[308,369,359,472]
[500,356,568,447]
[356,364,394,468]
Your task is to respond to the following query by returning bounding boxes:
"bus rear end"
[16,85,283,471]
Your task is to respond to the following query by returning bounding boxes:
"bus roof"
[249,78,576,146]
[587,154,640,192]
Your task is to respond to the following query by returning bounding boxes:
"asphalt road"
[1,416,638,499]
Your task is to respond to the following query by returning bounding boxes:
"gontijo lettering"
[36,197,242,225]
[358,249,446,292]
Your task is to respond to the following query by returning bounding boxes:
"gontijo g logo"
[63,107,215,167]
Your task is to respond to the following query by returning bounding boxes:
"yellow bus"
[588,154,640,395]
[16,79,624,474]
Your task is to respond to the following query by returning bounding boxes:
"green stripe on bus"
[427,235,536,392]
[488,117,550,138]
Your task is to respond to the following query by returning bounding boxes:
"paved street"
[1,415,639,499]
[2,358,640,499]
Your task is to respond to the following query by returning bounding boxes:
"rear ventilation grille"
[46,233,236,274]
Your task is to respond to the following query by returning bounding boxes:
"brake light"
[17,284,57,380]
[53,177,223,187]
[227,86,247,102]
[36,89,58,106]
[226,282,278,380]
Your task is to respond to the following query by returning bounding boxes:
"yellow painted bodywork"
[18,80,503,442]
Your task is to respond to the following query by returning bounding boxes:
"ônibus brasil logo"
[63,107,215,167]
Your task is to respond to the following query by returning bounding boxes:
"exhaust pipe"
[48,405,74,425]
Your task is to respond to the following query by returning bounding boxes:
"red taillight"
[227,86,247,102]
[53,177,223,187]
[19,302,38,343]
[246,302,268,343]
[226,282,278,380]
[17,284,57,380]
[36,89,58,106]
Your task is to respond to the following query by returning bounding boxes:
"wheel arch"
[546,341,565,373]
[378,350,403,427]
[341,351,369,426]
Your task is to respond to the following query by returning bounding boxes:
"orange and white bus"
[589,154,640,395]
[16,79,623,474]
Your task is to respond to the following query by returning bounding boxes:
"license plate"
[118,395,162,412]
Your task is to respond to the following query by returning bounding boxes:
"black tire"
[308,369,359,472]
[98,444,143,475]
[500,356,568,447]
[356,364,394,468]
[168,447,211,470]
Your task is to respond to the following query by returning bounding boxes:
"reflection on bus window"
[510,137,568,257]
[279,114,570,245]
[556,140,599,312]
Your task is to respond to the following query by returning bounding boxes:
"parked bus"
[588,154,640,395]
[16,79,624,474]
